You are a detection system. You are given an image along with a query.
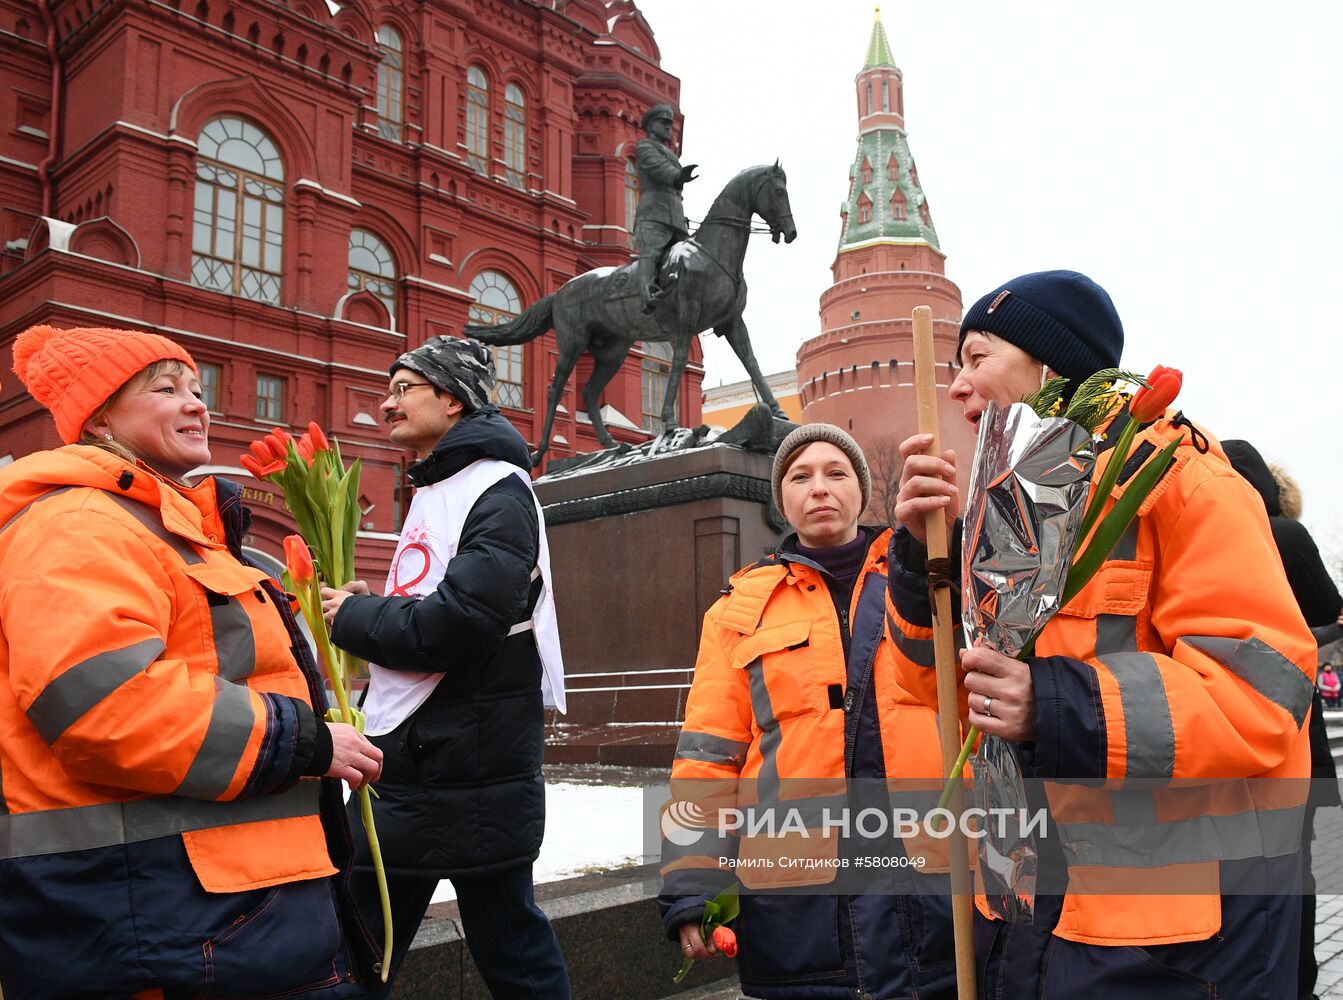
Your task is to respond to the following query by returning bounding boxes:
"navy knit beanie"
[958,270,1123,383]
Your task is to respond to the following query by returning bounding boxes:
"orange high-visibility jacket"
[887,410,1316,946]
[666,528,952,888]
[0,446,334,893]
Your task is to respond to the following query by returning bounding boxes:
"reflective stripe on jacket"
[887,410,1315,949]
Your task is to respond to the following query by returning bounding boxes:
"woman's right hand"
[325,723,383,791]
[895,433,958,545]
[678,921,720,961]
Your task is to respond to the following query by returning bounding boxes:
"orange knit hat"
[12,324,197,444]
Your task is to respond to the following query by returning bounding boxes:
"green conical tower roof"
[865,9,896,69]
[839,10,938,252]
[838,135,939,252]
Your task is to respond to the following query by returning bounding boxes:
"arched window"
[640,341,676,433]
[503,83,526,190]
[919,200,932,228]
[468,271,524,409]
[375,25,404,142]
[348,229,397,323]
[887,152,898,181]
[859,157,872,185]
[192,116,284,304]
[881,79,889,112]
[465,65,489,175]
[624,158,639,239]
[865,81,873,116]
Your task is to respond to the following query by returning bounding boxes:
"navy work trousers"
[351,862,572,999]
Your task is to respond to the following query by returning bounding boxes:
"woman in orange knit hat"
[0,324,386,998]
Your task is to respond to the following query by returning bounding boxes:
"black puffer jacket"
[1224,439,1341,806]
[331,405,546,876]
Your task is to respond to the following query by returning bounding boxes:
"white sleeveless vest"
[361,458,566,736]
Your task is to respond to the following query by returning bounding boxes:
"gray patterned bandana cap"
[391,336,495,411]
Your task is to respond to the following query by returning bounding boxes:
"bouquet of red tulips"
[241,425,392,981]
[240,423,361,590]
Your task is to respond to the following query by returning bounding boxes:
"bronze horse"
[465,162,797,468]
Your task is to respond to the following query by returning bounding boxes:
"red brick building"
[796,13,974,490]
[0,0,699,574]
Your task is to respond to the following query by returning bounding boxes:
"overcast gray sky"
[635,0,1343,581]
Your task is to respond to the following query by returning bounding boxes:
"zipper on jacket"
[841,572,889,781]
[834,584,861,776]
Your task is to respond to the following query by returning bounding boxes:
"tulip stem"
[934,725,979,819]
[299,576,393,983]
[673,956,695,984]
[357,785,393,982]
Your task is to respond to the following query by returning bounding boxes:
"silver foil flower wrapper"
[962,400,1095,922]
[961,400,1096,657]
[970,736,1037,924]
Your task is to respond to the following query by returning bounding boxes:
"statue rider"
[634,103,697,314]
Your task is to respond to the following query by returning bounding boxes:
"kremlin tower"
[795,11,974,486]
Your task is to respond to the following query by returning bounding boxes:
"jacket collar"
[774,525,889,580]
[714,526,892,635]
[407,404,531,487]
[1,445,226,550]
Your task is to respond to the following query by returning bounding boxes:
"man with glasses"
[320,335,569,997]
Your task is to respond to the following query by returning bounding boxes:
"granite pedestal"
[535,444,784,767]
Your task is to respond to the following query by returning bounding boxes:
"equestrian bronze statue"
[465,162,797,469]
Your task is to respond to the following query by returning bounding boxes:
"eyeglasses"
[385,381,434,402]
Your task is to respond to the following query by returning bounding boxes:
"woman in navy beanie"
[886,270,1314,998]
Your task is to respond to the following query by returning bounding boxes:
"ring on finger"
[982,695,993,717]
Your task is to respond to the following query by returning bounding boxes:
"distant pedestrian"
[1320,665,1341,709]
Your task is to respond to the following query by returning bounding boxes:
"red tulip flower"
[1130,365,1182,423]
[248,440,275,463]
[264,428,292,462]
[283,534,315,586]
[711,925,737,958]
[296,435,315,464]
[307,421,331,453]
[240,453,285,480]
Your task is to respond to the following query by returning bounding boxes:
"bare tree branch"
[866,436,904,530]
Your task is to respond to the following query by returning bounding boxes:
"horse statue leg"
[580,339,633,448]
[715,316,789,421]
[533,336,584,469]
[659,336,693,432]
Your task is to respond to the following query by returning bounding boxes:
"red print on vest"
[388,543,432,596]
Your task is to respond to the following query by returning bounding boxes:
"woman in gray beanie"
[658,423,957,999]
[889,270,1313,999]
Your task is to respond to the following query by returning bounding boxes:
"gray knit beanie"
[771,423,871,514]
